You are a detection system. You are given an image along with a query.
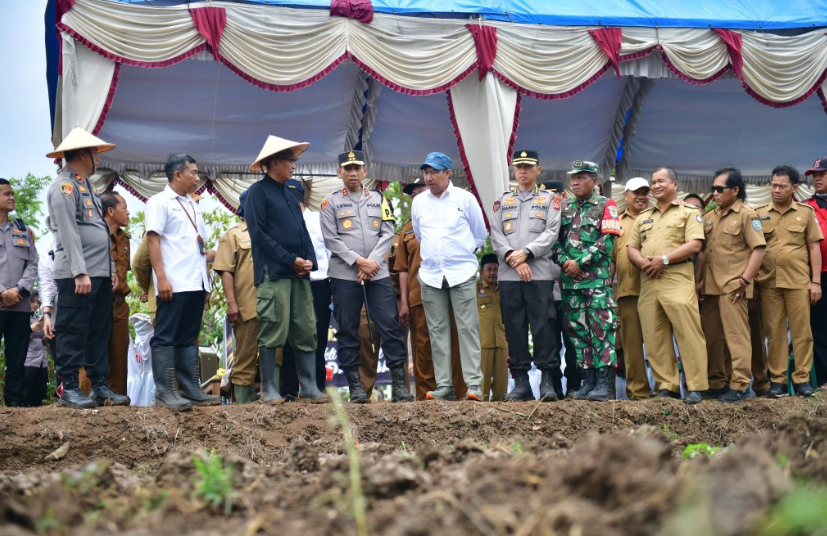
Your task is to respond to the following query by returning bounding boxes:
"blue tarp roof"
[97,0,827,29]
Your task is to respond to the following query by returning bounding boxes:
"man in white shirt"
[411,152,487,400]
[146,154,219,411]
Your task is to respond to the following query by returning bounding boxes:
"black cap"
[480,253,498,267]
[512,150,539,166]
[541,180,565,192]
[805,157,827,175]
[338,150,365,167]
[403,178,426,196]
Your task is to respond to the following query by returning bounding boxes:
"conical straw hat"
[249,135,310,172]
[47,127,116,158]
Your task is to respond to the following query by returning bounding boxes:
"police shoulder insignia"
[60,182,73,196]
[493,200,501,212]
[552,194,561,210]
[321,199,329,210]
[751,219,763,231]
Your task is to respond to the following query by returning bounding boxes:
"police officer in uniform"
[0,178,39,407]
[477,254,509,401]
[490,150,562,401]
[46,127,129,409]
[755,165,823,397]
[214,189,261,404]
[552,160,621,401]
[697,167,766,403]
[321,150,414,403]
[627,167,707,404]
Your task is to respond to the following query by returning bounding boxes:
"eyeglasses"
[710,185,731,194]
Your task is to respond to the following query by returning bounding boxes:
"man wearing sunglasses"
[696,168,766,403]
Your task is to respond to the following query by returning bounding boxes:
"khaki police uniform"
[0,218,38,407]
[612,208,650,399]
[628,200,708,393]
[701,199,767,391]
[477,279,508,401]
[490,185,562,373]
[321,186,407,373]
[47,166,114,390]
[394,220,467,400]
[755,202,823,385]
[213,221,260,387]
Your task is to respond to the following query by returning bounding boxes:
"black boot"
[151,347,192,411]
[59,376,95,409]
[90,380,130,406]
[176,347,221,406]
[550,367,564,400]
[504,371,534,401]
[345,370,369,403]
[259,347,282,403]
[565,367,582,396]
[570,368,596,400]
[587,366,615,401]
[390,366,414,402]
[295,350,328,401]
[539,369,559,402]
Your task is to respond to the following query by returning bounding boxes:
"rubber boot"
[345,370,369,403]
[151,347,193,411]
[259,347,282,403]
[234,384,256,404]
[295,350,328,401]
[390,366,414,402]
[504,372,534,401]
[587,366,615,401]
[175,346,221,406]
[59,376,95,409]
[539,369,559,402]
[570,368,596,400]
[90,379,130,406]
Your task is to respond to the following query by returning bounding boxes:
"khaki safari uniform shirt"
[755,202,823,289]
[393,220,423,307]
[490,186,562,282]
[321,186,396,282]
[111,228,131,298]
[628,200,705,280]
[701,199,766,298]
[477,280,507,349]
[213,221,257,322]
[613,208,646,299]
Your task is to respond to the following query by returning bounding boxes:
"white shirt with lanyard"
[145,185,211,294]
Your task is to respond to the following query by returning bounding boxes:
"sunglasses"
[710,185,731,194]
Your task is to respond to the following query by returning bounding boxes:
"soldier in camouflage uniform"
[552,160,621,400]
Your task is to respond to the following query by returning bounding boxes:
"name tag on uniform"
[642,219,654,224]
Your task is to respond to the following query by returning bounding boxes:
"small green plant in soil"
[760,482,827,536]
[682,443,723,459]
[192,450,234,516]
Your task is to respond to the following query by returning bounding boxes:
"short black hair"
[100,191,123,214]
[683,193,705,205]
[164,154,197,182]
[0,178,9,186]
[771,165,801,185]
[653,166,678,183]
[480,253,498,267]
[713,167,746,200]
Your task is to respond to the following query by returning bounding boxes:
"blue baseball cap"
[237,190,248,217]
[420,152,452,171]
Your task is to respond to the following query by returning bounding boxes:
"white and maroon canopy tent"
[47,0,827,214]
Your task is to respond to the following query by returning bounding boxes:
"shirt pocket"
[336,209,357,233]
[502,211,518,235]
[665,218,685,242]
[11,232,30,248]
[529,208,548,233]
[640,223,654,242]
[787,224,805,234]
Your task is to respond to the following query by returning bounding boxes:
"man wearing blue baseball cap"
[412,152,487,401]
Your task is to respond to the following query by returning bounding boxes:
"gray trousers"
[419,275,482,388]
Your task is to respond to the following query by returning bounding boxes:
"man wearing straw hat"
[46,127,130,409]
[244,136,327,403]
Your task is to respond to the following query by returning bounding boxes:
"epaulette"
[124,230,132,239]
[798,202,816,211]
[509,187,517,194]
[13,218,26,232]
[640,206,655,214]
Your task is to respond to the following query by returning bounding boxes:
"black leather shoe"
[703,387,728,400]
[720,388,748,403]
[768,382,788,398]
[684,391,703,405]
[655,389,681,399]
[90,385,130,406]
[793,382,815,397]
[59,387,95,409]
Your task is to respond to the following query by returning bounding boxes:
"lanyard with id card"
[175,197,206,256]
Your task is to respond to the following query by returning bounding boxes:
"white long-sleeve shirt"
[37,243,56,308]
[411,182,487,288]
[303,209,331,281]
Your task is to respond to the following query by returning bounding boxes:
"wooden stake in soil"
[328,388,369,536]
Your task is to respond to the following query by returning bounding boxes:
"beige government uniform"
[613,208,650,399]
[213,221,259,387]
[701,199,767,391]
[628,200,708,393]
[477,279,508,401]
[755,202,823,385]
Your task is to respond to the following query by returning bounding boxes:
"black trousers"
[282,278,331,397]
[331,277,406,372]
[0,311,32,406]
[24,366,48,407]
[55,277,112,388]
[151,291,206,348]
[813,271,827,385]
[552,300,579,396]
[499,280,559,372]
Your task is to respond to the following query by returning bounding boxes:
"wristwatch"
[15,284,30,298]
[661,255,669,266]
[523,247,534,260]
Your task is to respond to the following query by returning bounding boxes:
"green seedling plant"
[761,482,827,536]
[682,443,723,459]
[192,450,234,516]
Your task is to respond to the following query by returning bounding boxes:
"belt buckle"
[113,296,125,304]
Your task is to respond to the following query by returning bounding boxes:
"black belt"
[113,296,126,304]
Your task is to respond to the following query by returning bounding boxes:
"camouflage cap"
[567,160,599,175]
